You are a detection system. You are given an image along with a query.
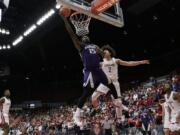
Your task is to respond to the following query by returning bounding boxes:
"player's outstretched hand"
[140,60,150,65]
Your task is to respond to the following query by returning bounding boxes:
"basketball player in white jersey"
[91,45,150,119]
[0,89,11,135]
[162,84,171,135]
[166,75,180,134]
[168,91,180,134]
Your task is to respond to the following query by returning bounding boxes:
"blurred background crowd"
[6,72,179,135]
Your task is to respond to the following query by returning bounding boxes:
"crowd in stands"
[5,74,180,134]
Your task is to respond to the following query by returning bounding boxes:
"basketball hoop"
[70,12,91,37]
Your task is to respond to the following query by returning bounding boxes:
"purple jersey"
[80,44,101,70]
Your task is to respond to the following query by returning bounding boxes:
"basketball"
[59,6,71,17]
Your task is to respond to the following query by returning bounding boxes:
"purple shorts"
[83,68,108,88]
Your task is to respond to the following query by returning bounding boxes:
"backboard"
[57,0,124,28]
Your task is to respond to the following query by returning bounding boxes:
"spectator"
[90,123,103,135]
[102,116,113,135]
[6,72,179,135]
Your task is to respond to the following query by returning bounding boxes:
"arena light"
[37,16,46,25]
[7,45,11,49]
[5,30,10,35]
[0,45,11,50]
[55,3,61,9]
[36,9,55,26]
[23,24,37,36]
[2,45,6,49]
[0,28,10,35]
[11,7,56,47]
[3,0,10,8]
[1,29,5,34]
[12,36,24,46]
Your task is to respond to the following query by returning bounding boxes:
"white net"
[70,12,91,37]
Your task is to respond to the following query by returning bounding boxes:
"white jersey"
[168,92,180,131]
[102,58,118,81]
[101,58,121,97]
[2,97,11,116]
[168,92,180,113]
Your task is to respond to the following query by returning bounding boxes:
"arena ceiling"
[0,0,179,102]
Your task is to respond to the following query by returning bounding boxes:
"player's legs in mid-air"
[74,68,109,125]
[92,79,126,119]
[108,82,124,119]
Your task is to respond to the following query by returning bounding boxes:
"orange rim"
[70,11,89,18]
[70,11,81,17]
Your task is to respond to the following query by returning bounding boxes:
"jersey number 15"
[89,49,96,54]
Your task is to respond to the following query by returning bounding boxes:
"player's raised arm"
[61,16,82,51]
[96,46,105,57]
[116,59,150,67]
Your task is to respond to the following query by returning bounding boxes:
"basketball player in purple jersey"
[61,17,110,125]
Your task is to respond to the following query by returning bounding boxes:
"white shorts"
[108,78,121,97]
[0,113,9,125]
[4,115,9,125]
[164,119,170,129]
[0,112,4,125]
[169,123,180,132]
[96,79,121,97]
[169,111,180,131]
[112,80,121,97]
